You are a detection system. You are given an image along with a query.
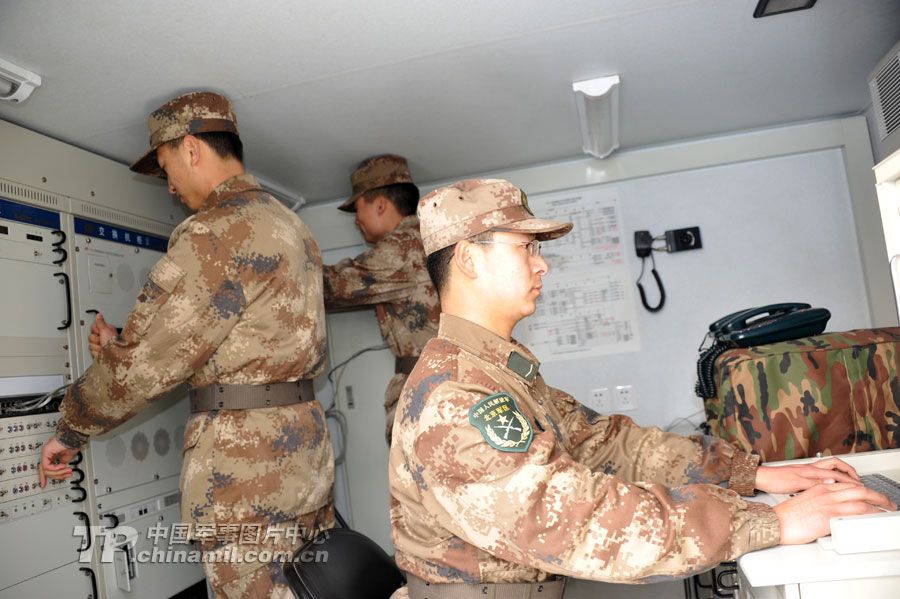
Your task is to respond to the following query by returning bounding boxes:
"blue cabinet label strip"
[0,197,61,230]
[74,217,168,251]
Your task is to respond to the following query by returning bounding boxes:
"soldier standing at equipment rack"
[322,155,440,444]
[388,178,894,598]
[40,91,334,599]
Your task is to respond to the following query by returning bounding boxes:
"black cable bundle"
[694,340,733,400]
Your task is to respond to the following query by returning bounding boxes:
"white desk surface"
[737,448,900,588]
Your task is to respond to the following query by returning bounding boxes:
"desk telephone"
[695,302,831,399]
[708,302,831,347]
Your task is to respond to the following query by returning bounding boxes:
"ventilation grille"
[0,178,174,237]
[870,47,900,141]
[0,178,67,211]
[72,199,173,238]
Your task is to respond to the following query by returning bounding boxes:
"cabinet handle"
[102,512,120,529]
[70,467,85,485]
[52,247,67,265]
[54,272,72,330]
[80,567,98,599]
[73,511,91,552]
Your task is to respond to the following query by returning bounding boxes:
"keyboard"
[861,473,900,506]
[819,473,900,554]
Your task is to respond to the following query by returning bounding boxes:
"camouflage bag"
[703,328,900,462]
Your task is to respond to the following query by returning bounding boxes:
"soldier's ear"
[453,240,480,280]
[368,193,386,215]
[180,135,202,167]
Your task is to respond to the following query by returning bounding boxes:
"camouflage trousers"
[200,504,335,599]
[180,402,336,593]
[210,554,293,599]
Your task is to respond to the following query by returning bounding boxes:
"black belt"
[189,380,315,412]
[406,574,566,599]
[395,355,419,375]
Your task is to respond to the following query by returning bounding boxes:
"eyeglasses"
[470,239,541,256]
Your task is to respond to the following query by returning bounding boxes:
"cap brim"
[337,193,361,212]
[129,145,165,178]
[495,217,573,241]
[337,181,420,213]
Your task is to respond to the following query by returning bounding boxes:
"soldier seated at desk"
[387,178,895,599]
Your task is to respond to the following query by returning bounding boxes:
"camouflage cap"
[338,154,418,212]
[130,91,239,177]
[418,178,573,255]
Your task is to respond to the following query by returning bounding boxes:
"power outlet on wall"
[615,385,636,411]
[589,387,611,412]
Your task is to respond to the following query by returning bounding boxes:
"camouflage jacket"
[57,174,328,447]
[322,215,439,359]
[389,314,780,584]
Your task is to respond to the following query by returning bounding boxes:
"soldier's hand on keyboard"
[755,457,861,494]
[773,482,897,545]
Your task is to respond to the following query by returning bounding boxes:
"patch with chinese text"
[469,393,533,452]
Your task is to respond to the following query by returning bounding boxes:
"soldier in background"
[323,154,440,444]
[388,178,894,598]
[40,91,334,599]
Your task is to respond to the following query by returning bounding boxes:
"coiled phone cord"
[636,252,666,312]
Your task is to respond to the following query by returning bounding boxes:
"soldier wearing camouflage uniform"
[323,155,440,444]
[40,91,334,599]
[388,178,892,598]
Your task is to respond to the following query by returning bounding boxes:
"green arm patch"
[469,393,533,453]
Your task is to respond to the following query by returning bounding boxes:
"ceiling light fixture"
[753,0,817,18]
[572,75,620,159]
[0,57,41,104]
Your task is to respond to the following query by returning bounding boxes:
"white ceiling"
[0,0,898,204]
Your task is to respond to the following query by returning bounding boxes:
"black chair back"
[283,517,405,599]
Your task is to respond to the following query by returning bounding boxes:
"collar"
[438,313,540,385]
[396,214,420,233]
[199,173,263,212]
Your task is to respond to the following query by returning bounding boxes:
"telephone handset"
[714,303,830,347]
[707,303,810,335]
